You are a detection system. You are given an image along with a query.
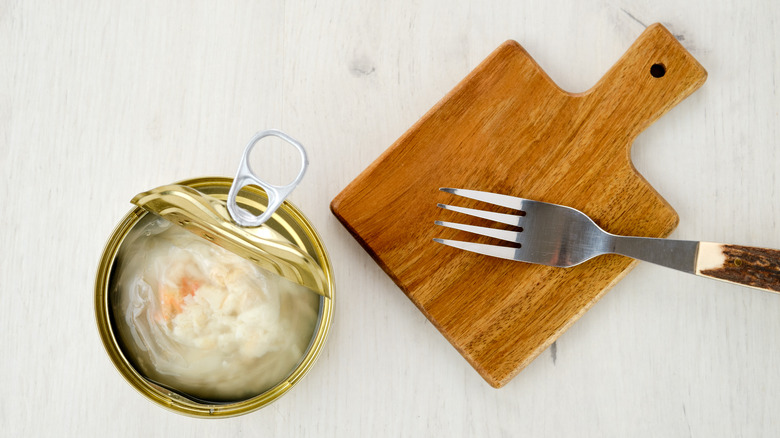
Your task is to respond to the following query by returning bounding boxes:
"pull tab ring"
[227,130,308,227]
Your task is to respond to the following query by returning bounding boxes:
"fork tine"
[433,238,520,261]
[440,187,527,210]
[435,220,522,244]
[437,204,524,227]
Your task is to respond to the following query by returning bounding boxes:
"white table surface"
[2,0,780,436]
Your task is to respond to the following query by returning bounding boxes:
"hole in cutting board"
[650,63,666,78]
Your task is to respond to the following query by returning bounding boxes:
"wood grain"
[331,23,707,387]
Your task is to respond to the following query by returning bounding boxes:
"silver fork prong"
[435,220,522,244]
[433,238,520,261]
[440,187,528,210]
[437,203,524,227]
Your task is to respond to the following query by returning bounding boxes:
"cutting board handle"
[586,23,707,144]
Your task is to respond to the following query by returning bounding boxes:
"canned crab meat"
[95,177,334,417]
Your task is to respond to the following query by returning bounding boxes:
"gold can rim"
[94,177,334,418]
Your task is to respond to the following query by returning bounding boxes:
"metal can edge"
[94,177,334,418]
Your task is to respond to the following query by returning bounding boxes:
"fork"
[434,188,780,293]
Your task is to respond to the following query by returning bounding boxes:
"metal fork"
[434,188,780,293]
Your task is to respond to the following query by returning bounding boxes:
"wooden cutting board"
[331,24,707,387]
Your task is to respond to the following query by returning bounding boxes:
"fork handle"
[610,237,780,293]
[610,236,698,273]
[695,243,780,293]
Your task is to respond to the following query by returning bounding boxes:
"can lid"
[131,184,330,298]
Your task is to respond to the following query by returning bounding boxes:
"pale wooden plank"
[1,0,779,436]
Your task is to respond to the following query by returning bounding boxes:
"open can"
[95,176,334,417]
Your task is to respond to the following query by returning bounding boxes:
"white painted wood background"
[2,0,779,436]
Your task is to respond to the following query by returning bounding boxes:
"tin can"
[95,177,334,417]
